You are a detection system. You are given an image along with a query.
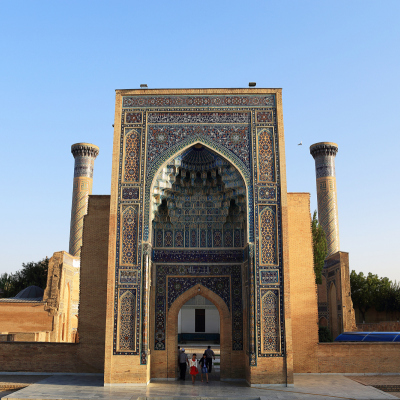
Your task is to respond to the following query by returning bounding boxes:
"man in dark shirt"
[204,346,215,373]
[178,348,188,380]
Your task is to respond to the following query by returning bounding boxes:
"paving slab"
[1,374,397,400]
[347,376,400,398]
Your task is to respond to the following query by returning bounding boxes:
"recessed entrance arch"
[149,143,248,380]
[167,285,234,380]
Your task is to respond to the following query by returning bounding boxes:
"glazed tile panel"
[113,93,284,362]
[155,265,243,351]
[123,95,275,108]
[147,125,251,168]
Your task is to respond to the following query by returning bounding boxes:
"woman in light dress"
[188,353,199,384]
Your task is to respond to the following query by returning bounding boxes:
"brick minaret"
[310,142,340,257]
[69,143,99,257]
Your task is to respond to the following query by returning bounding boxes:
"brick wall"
[356,321,400,332]
[287,193,319,373]
[0,302,52,333]
[0,342,97,373]
[355,307,400,324]
[317,342,400,373]
[78,195,110,371]
[0,195,110,374]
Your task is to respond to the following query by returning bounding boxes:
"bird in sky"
[298,141,302,145]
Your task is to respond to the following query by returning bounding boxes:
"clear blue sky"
[1,1,399,282]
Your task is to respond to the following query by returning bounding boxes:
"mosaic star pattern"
[259,206,277,265]
[124,129,141,182]
[257,128,275,182]
[118,289,136,351]
[261,290,279,353]
[125,112,142,124]
[122,187,140,200]
[260,270,279,285]
[121,206,138,265]
[256,111,273,123]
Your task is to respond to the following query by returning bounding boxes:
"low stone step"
[139,398,260,400]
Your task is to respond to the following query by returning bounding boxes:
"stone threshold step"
[0,383,28,390]
[138,398,260,400]
[373,385,400,392]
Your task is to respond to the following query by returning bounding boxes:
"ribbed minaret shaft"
[310,142,340,257]
[69,143,99,257]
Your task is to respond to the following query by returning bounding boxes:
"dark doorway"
[195,309,205,332]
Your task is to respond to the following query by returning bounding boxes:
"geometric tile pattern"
[122,187,140,200]
[152,249,244,263]
[125,112,142,124]
[259,206,277,265]
[256,111,273,123]
[310,143,340,257]
[124,129,141,182]
[316,177,340,256]
[147,112,251,124]
[147,125,251,168]
[119,270,138,284]
[69,144,98,257]
[258,186,277,201]
[259,270,279,285]
[69,178,92,257]
[257,128,275,182]
[121,206,138,265]
[123,95,275,108]
[260,289,279,353]
[118,289,136,351]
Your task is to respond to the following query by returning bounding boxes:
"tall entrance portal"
[104,89,293,386]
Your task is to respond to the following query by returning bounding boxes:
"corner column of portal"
[310,142,340,257]
[69,143,99,257]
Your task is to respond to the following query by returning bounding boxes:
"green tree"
[0,273,14,298]
[350,270,398,322]
[312,211,327,284]
[0,258,49,298]
[318,326,333,342]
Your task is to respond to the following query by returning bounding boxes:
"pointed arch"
[163,284,237,380]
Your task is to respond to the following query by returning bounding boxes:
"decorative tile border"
[152,249,244,263]
[123,95,275,108]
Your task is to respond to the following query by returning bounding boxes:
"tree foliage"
[350,270,400,321]
[312,211,328,284]
[318,326,333,342]
[0,258,49,298]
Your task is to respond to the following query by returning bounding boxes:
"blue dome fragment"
[14,285,44,300]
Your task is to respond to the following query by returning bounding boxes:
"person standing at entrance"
[204,345,215,373]
[189,353,199,384]
[199,354,209,383]
[179,348,188,380]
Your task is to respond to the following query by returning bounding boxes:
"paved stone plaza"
[0,373,399,400]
